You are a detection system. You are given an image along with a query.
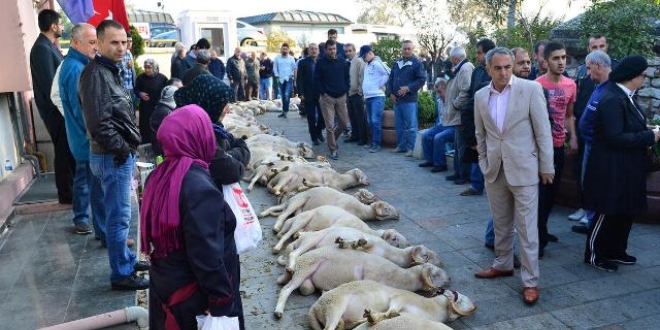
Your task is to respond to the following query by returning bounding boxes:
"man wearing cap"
[360,45,390,153]
[583,55,660,272]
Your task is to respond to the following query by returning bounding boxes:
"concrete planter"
[557,152,660,223]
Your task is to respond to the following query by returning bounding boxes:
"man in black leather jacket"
[80,20,147,291]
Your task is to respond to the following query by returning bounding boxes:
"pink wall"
[0,0,40,93]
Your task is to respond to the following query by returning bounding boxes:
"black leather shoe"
[318,135,326,142]
[431,165,449,173]
[446,174,459,181]
[547,233,559,242]
[111,274,149,291]
[277,113,287,118]
[419,161,433,168]
[134,260,150,272]
[312,139,320,146]
[572,225,589,235]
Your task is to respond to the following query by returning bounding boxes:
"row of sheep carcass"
[230,108,477,329]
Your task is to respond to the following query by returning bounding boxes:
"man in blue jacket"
[315,39,350,160]
[386,40,427,156]
[58,23,105,237]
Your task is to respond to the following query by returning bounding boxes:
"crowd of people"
[28,6,660,327]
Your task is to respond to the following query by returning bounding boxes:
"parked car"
[148,30,180,47]
[237,20,266,47]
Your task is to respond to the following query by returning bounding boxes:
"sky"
[128,0,590,23]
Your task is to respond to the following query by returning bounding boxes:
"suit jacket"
[474,76,554,186]
[30,33,64,131]
[583,83,655,214]
[296,57,320,99]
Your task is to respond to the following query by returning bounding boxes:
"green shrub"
[417,91,436,127]
[371,38,401,68]
[385,97,393,110]
[129,26,144,58]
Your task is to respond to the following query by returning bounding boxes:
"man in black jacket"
[315,39,350,160]
[29,9,75,204]
[227,47,247,101]
[460,38,495,196]
[80,20,147,291]
[296,43,325,145]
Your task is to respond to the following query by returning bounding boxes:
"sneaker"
[419,161,433,168]
[460,187,482,196]
[364,144,372,149]
[391,148,406,153]
[134,260,150,272]
[568,208,585,221]
[445,150,455,157]
[277,113,287,118]
[74,223,93,235]
[586,259,618,272]
[405,151,414,157]
[610,254,637,265]
[579,214,589,225]
[369,146,381,153]
[111,273,149,290]
[329,151,339,160]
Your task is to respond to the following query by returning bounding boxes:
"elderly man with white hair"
[443,46,474,183]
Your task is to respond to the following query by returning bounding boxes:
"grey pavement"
[0,109,658,329]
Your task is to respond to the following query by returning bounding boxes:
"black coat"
[29,33,63,133]
[296,57,320,99]
[135,73,168,144]
[148,164,244,329]
[461,65,491,163]
[210,126,251,186]
[583,83,656,214]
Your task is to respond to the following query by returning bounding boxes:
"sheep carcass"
[267,165,368,196]
[260,187,400,232]
[278,227,441,272]
[247,135,315,159]
[308,280,475,330]
[273,205,407,253]
[352,312,453,330]
[245,160,331,192]
[273,247,450,318]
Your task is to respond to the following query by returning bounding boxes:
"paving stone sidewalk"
[241,111,660,330]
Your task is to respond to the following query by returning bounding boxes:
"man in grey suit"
[473,47,554,305]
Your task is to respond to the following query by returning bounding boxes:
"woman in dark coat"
[135,59,168,144]
[583,55,660,272]
[174,74,251,186]
[141,104,244,329]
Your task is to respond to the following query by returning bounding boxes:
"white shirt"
[616,83,644,120]
[488,79,513,132]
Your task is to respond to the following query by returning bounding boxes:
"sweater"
[578,81,609,144]
[362,56,390,99]
[314,56,350,98]
[58,47,91,161]
[348,56,365,96]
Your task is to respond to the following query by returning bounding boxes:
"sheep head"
[348,168,369,186]
[420,264,450,292]
[381,229,409,248]
[354,189,379,204]
[409,245,443,268]
[372,201,400,220]
[436,289,477,321]
[297,142,316,159]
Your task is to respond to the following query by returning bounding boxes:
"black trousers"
[304,96,325,142]
[538,147,564,249]
[347,94,367,143]
[43,110,75,203]
[584,213,634,263]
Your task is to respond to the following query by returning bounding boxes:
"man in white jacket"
[359,45,390,152]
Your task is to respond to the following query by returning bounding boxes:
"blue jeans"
[470,163,484,193]
[259,77,272,99]
[72,160,106,241]
[89,152,137,282]
[273,79,280,99]
[422,125,455,166]
[581,142,595,226]
[280,80,293,113]
[393,101,418,151]
[365,96,385,148]
[485,215,495,246]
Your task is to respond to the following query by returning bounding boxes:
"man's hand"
[540,173,555,185]
[389,94,397,104]
[470,145,477,150]
[139,92,150,101]
[114,152,129,167]
[397,86,410,97]
[568,137,578,155]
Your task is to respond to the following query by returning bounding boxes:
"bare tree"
[356,0,406,26]
[397,0,461,59]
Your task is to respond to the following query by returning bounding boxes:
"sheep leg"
[259,203,286,218]
[299,279,315,295]
[273,196,308,232]
[365,308,400,324]
[335,238,371,250]
[247,166,268,192]
[273,222,302,253]
[286,232,324,272]
[274,260,322,319]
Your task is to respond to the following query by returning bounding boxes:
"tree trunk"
[507,0,517,29]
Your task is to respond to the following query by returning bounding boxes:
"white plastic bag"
[222,183,262,254]
[196,315,240,330]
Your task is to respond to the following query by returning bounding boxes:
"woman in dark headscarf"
[174,74,250,185]
[141,105,244,329]
[135,58,168,144]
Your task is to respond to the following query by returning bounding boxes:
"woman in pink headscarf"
[140,105,244,330]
